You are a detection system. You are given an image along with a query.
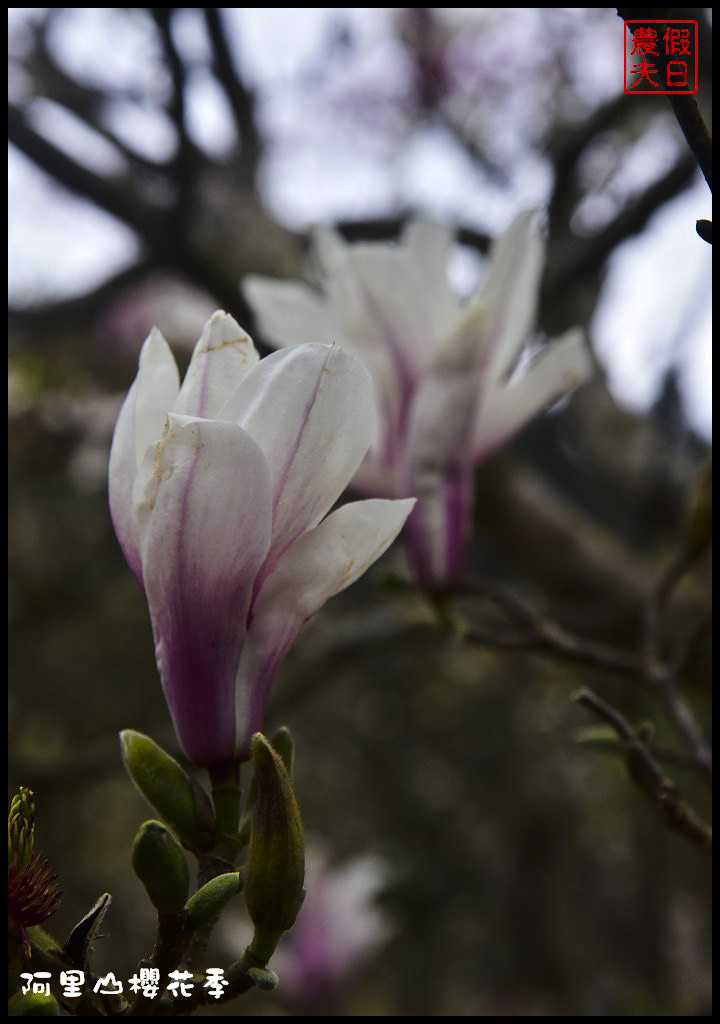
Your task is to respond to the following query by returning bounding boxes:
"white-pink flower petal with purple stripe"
[109,312,414,766]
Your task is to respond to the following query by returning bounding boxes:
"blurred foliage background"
[9,8,711,1016]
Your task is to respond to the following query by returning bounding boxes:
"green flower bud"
[120,731,216,850]
[185,872,242,928]
[244,733,304,949]
[8,991,60,1016]
[8,787,35,871]
[238,726,295,845]
[131,820,190,914]
[269,726,294,779]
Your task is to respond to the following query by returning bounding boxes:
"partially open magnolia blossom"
[245,212,593,591]
[109,312,414,766]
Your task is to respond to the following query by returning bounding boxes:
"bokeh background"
[9,8,711,1016]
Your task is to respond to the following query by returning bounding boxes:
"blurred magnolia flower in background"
[223,844,394,1011]
[108,311,414,766]
[246,212,593,591]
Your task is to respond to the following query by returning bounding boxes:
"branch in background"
[543,152,697,303]
[333,214,492,254]
[547,91,646,230]
[150,8,199,218]
[643,512,713,782]
[203,7,261,185]
[8,102,163,237]
[573,688,711,850]
[19,22,172,176]
[668,93,712,192]
[462,575,645,675]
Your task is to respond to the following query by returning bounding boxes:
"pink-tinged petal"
[473,327,593,462]
[244,276,336,347]
[350,454,400,499]
[403,307,491,590]
[141,413,272,766]
[108,327,179,585]
[133,327,181,466]
[109,380,144,584]
[401,219,460,330]
[480,210,544,383]
[341,244,447,371]
[403,472,472,593]
[234,497,415,758]
[219,344,376,571]
[173,311,259,419]
[312,223,348,275]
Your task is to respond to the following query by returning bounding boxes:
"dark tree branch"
[19,26,172,175]
[8,105,258,322]
[151,7,198,216]
[543,152,698,301]
[203,7,261,184]
[547,91,644,230]
[574,688,711,849]
[462,575,645,675]
[8,102,163,237]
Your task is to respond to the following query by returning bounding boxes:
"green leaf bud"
[269,726,295,779]
[185,871,242,928]
[8,991,60,1016]
[120,730,216,850]
[131,820,190,914]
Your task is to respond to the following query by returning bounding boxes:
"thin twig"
[462,568,711,784]
[573,688,711,850]
[462,575,644,676]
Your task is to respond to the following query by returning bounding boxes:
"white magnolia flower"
[245,212,593,591]
[109,311,414,765]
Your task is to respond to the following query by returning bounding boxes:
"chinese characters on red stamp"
[624,20,698,95]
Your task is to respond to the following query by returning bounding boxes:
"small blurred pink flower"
[271,847,394,1010]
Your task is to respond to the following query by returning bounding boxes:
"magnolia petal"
[243,276,336,348]
[234,497,415,758]
[402,219,460,328]
[342,245,448,371]
[403,471,472,593]
[133,327,181,468]
[173,311,259,419]
[404,311,486,590]
[218,343,376,570]
[350,453,400,500]
[402,219,455,277]
[108,328,179,585]
[408,305,491,479]
[480,211,544,383]
[108,379,144,584]
[473,327,593,461]
[312,223,348,274]
[141,414,272,766]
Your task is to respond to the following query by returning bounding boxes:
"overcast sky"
[8,8,712,437]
